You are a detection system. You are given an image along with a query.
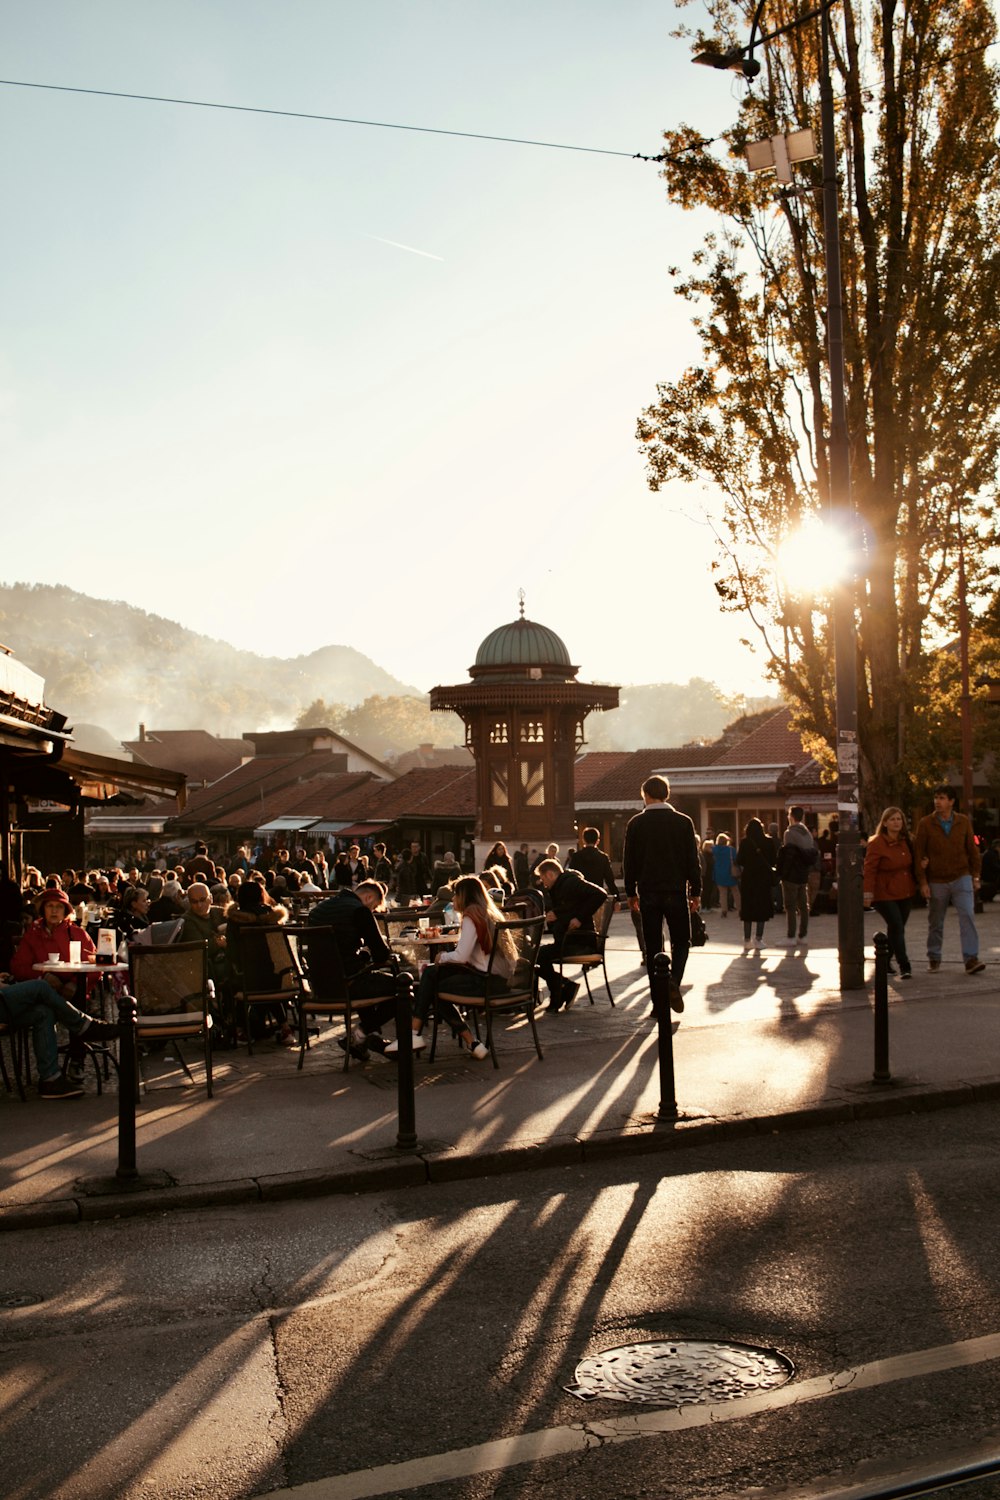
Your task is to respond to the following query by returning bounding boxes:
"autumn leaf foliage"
[638,0,1000,817]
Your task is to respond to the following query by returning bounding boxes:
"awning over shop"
[84,815,172,835]
[253,815,321,836]
[61,747,187,807]
[333,822,391,838]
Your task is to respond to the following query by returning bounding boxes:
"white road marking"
[265,1329,1000,1499]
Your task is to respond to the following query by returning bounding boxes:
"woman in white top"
[387,876,514,1061]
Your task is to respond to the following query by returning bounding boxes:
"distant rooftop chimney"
[138,723,146,742]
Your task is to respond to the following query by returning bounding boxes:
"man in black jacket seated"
[308,881,396,1057]
[535,859,608,1011]
[623,775,701,1013]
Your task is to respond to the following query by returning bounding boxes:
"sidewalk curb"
[2,1077,998,1233]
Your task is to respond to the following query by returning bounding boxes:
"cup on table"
[68,941,82,965]
[47,951,60,964]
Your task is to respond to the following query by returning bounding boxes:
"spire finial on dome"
[517,587,525,620]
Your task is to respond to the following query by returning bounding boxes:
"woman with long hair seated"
[224,878,295,1045]
[386,876,514,1061]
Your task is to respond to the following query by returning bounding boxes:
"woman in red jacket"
[863,807,917,979]
[11,888,96,999]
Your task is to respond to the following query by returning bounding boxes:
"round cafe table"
[33,961,129,1090]
[33,959,129,1010]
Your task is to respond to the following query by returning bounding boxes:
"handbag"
[690,908,708,947]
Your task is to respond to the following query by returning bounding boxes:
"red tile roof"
[172,751,378,829]
[211,772,382,830]
[174,762,478,833]
[579,745,726,804]
[574,752,631,796]
[362,767,477,821]
[712,708,811,767]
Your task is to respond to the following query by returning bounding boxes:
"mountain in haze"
[0,583,421,742]
[0,584,781,753]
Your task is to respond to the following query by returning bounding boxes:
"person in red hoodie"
[11,889,96,998]
[863,807,917,980]
[6,888,118,1098]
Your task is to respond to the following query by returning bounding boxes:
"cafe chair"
[286,925,396,1072]
[433,915,545,1070]
[557,896,617,1006]
[227,926,305,1056]
[127,940,214,1099]
[0,1019,30,1101]
[376,913,424,975]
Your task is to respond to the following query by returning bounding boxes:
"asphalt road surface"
[4,1104,1000,1500]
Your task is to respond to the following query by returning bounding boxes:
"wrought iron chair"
[433,915,545,1070]
[127,940,214,1099]
[287,925,397,1071]
[375,913,424,976]
[556,896,617,1006]
[0,1019,30,1101]
[227,924,305,1056]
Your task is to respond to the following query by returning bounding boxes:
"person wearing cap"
[11,889,96,1000]
[6,889,117,1098]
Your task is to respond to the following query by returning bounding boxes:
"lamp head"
[693,46,762,78]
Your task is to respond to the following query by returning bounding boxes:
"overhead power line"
[0,75,685,162]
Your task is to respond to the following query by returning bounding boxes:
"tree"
[295,698,347,731]
[340,695,464,760]
[638,0,1000,820]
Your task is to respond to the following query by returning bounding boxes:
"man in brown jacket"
[913,785,984,974]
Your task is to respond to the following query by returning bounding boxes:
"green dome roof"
[474,617,572,671]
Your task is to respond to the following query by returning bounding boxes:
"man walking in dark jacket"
[566,828,619,897]
[623,776,701,1011]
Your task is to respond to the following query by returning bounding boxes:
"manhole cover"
[0,1293,45,1309]
[566,1339,794,1405]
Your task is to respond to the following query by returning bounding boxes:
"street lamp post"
[695,0,865,990]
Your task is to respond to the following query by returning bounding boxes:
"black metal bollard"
[116,989,139,1180]
[394,970,418,1151]
[650,952,678,1122]
[872,930,891,1083]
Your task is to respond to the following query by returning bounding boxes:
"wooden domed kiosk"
[430,599,619,866]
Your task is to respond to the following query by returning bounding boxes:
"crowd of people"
[691,787,991,978]
[0,831,620,1087]
[1,786,994,1099]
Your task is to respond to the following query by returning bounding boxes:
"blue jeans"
[0,979,90,1081]
[926,875,979,961]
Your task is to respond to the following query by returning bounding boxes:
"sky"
[1,1,773,700]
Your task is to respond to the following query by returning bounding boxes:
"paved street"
[1,906,998,1224]
[3,1104,1000,1499]
[2,904,999,1498]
